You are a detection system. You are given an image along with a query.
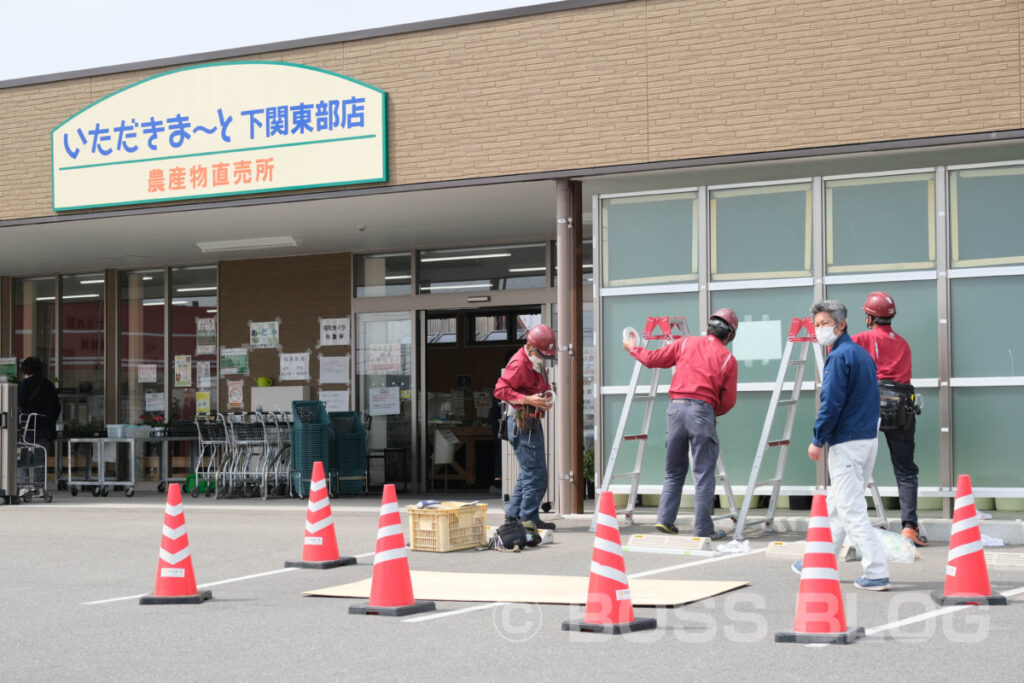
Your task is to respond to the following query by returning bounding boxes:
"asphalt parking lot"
[2,490,1022,682]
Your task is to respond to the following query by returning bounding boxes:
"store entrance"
[422,306,541,493]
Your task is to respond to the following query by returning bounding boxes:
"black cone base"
[931,590,1007,606]
[348,600,436,617]
[775,626,864,644]
[562,617,657,635]
[285,556,357,569]
[140,590,212,605]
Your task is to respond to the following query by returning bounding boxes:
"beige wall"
[1,0,1021,220]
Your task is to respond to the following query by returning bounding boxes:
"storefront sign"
[52,61,388,210]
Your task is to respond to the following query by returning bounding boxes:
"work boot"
[655,522,679,535]
[534,520,556,531]
[902,524,928,547]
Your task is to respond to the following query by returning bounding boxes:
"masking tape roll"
[622,326,639,343]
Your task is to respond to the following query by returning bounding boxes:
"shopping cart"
[257,410,291,499]
[216,413,268,498]
[17,413,53,503]
[190,414,227,497]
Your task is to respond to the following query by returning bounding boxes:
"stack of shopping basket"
[290,400,333,497]
[329,411,366,494]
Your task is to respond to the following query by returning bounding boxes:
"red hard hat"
[710,308,739,332]
[863,291,896,317]
[526,324,556,358]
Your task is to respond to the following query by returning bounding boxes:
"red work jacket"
[629,335,738,416]
[494,347,552,405]
[851,324,912,384]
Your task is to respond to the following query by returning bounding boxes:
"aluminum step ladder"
[592,315,739,531]
[732,317,887,540]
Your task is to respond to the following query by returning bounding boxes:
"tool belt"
[878,379,918,432]
[510,404,543,432]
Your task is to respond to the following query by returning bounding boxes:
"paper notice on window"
[196,317,217,356]
[249,320,280,349]
[319,354,350,384]
[474,391,492,419]
[197,361,211,388]
[174,355,191,387]
[368,386,400,416]
[319,390,350,412]
[145,392,165,412]
[138,364,158,383]
[220,347,249,375]
[196,391,211,416]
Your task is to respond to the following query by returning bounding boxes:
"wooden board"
[305,570,747,607]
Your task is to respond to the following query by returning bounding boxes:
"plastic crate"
[329,411,366,494]
[407,502,488,552]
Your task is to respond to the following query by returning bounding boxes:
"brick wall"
[0,0,1020,220]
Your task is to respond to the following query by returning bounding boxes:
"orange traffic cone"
[932,474,1007,606]
[562,491,656,634]
[349,484,435,616]
[140,483,212,605]
[776,494,863,643]
[285,461,356,569]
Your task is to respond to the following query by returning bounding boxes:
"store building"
[2,0,1023,514]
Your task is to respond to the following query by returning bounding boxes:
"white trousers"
[826,438,889,580]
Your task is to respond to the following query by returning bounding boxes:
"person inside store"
[17,356,62,486]
[851,291,926,546]
[622,309,739,541]
[493,324,557,532]
[797,299,890,591]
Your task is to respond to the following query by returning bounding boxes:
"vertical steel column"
[555,179,584,513]
[697,186,710,327]
[811,176,828,489]
[934,167,953,518]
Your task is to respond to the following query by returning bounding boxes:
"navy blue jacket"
[813,332,880,447]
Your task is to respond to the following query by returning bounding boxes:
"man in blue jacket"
[796,300,890,591]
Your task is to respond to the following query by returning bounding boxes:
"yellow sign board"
[52,61,387,211]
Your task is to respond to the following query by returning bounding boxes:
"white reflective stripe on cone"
[160,547,191,565]
[596,512,619,529]
[306,517,333,534]
[377,523,403,540]
[590,561,628,586]
[947,540,985,562]
[311,478,327,491]
[954,494,975,511]
[804,541,835,555]
[808,517,830,529]
[380,502,399,515]
[162,524,187,540]
[593,537,623,557]
[166,502,183,516]
[950,518,977,535]
[800,567,839,581]
[308,496,331,512]
[374,547,407,565]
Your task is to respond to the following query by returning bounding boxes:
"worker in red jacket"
[494,324,557,531]
[623,309,739,540]
[851,291,926,546]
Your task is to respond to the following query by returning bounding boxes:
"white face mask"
[816,325,838,347]
[528,351,547,370]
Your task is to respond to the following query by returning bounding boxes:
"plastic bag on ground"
[843,528,918,563]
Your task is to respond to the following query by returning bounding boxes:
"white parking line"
[403,602,509,622]
[84,552,376,605]
[629,547,768,579]
[804,584,1024,647]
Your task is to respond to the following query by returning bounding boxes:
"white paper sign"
[196,317,217,355]
[279,351,310,381]
[319,390,350,412]
[368,344,402,373]
[174,355,192,388]
[227,380,245,410]
[474,391,492,419]
[197,361,211,389]
[249,320,280,349]
[368,386,400,416]
[144,392,165,411]
[138,364,157,383]
[319,354,350,384]
[318,317,350,347]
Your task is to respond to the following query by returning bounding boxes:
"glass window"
[471,313,507,343]
[711,287,815,383]
[718,393,819,487]
[950,276,1024,377]
[711,183,812,281]
[950,165,1024,268]
[170,266,218,422]
[355,252,411,297]
[953,387,1024,487]
[602,192,697,287]
[826,280,938,378]
[418,244,546,294]
[119,270,165,424]
[826,173,935,273]
[601,293,699,386]
[13,276,57,377]
[602,394,671,486]
[553,239,594,287]
[515,311,541,340]
[60,273,105,430]
[427,315,458,345]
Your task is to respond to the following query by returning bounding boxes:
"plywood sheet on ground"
[305,571,747,606]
